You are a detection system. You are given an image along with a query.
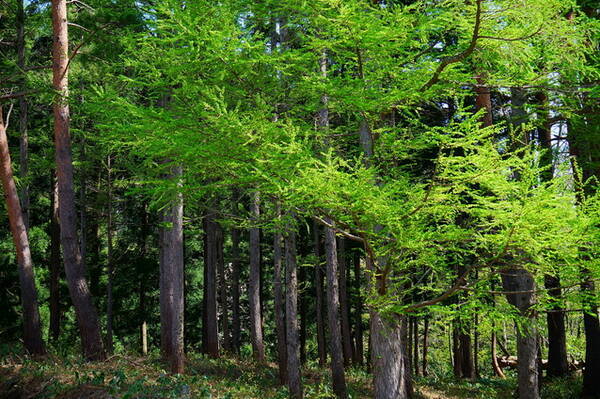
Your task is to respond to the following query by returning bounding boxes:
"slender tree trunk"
[313,220,327,366]
[0,109,45,356]
[353,251,363,365]
[203,211,220,358]
[49,172,61,342]
[581,274,600,398]
[285,219,303,399]
[16,0,29,231]
[274,204,287,384]
[106,155,114,354]
[51,0,104,360]
[159,168,185,373]
[337,238,353,367]
[501,268,539,399]
[299,261,307,364]
[217,224,231,352]
[413,318,420,377]
[249,192,265,362]
[324,222,348,398]
[140,279,148,355]
[231,225,241,355]
[422,317,429,377]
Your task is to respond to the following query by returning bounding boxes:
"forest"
[0,0,599,398]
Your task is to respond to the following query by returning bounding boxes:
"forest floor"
[0,351,579,398]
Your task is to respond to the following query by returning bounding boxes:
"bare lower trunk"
[313,220,327,366]
[371,312,412,399]
[422,317,429,376]
[413,318,420,377]
[52,0,104,360]
[501,268,539,399]
[203,211,220,358]
[337,238,353,367]
[217,224,231,352]
[353,251,363,365]
[159,172,185,373]
[324,223,348,398]
[249,192,265,362]
[274,204,287,384]
[231,226,241,355]
[285,220,303,399]
[49,171,61,342]
[545,274,568,378]
[581,272,600,398]
[106,155,114,353]
[0,110,45,356]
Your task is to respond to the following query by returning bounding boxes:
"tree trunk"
[371,312,412,399]
[249,191,265,362]
[0,109,45,356]
[313,220,327,366]
[413,318,420,377]
[501,268,539,399]
[422,317,429,377]
[49,171,61,342]
[106,155,114,354]
[274,204,287,384]
[285,219,303,399]
[324,223,348,398]
[159,169,185,373]
[231,225,241,355]
[51,0,104,361]
[353,251,363,365]
[202,211,220,358]
[217,223,231,352]
[581,274,600,398]
[16,0,29,231]
[337,238,353,367]
[300,260,307,364]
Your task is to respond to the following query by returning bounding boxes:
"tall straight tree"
[202,210,220,358]
[324,223,348,398]
[249,191,265,362]
[274,203,287,385]
[49,172,61,342]
[337,238,353,367]
[159,167,185,373]
[285,217,303,399]
[0,107,45,356]
[313,220,327,366]
[16,0,29,231]
[51,0,104,361]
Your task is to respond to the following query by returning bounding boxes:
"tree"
[285,217,303,399]
[51,0,104,361]
[249,191,266,362]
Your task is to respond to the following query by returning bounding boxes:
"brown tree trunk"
[159,169,185,373]
[49,171,61,342]
[313,220,327,366]
[106,155,114,354]
[16,0,29,231]
[337,238,353,367]
[249,192,265,362]
[352,251,363,365]
[0,109,45,356]
[501,268,539,399]
[422,317,429,377]
[274,204,287,384]
[51,0,105,361]
[217,223,231,352]
[299,261,307,364]
[202,211,220,358]
[231,225,241,355]
[324,223,348,398]
[285,219,303,399]
[413,318,420,377]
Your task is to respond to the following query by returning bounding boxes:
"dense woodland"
[0,0,599,398]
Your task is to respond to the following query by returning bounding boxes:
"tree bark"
[313,220,327,366]
[51,0,104,361]
[49,171,61,342]
[422,317,429,377]
[16,0,29,231]
[202,211,220,358]
[0,109,45,356]
[217,223,231,352]
[231,225,241,355]
[106,155,114,354]
[285,219,303,399]
[413,318,420,377]
[353,251,363,365]
[159,169,185,373]
[249,191,265,362]
[274,204,287,384]
[324,223,348,398]
[337,238,353,367]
